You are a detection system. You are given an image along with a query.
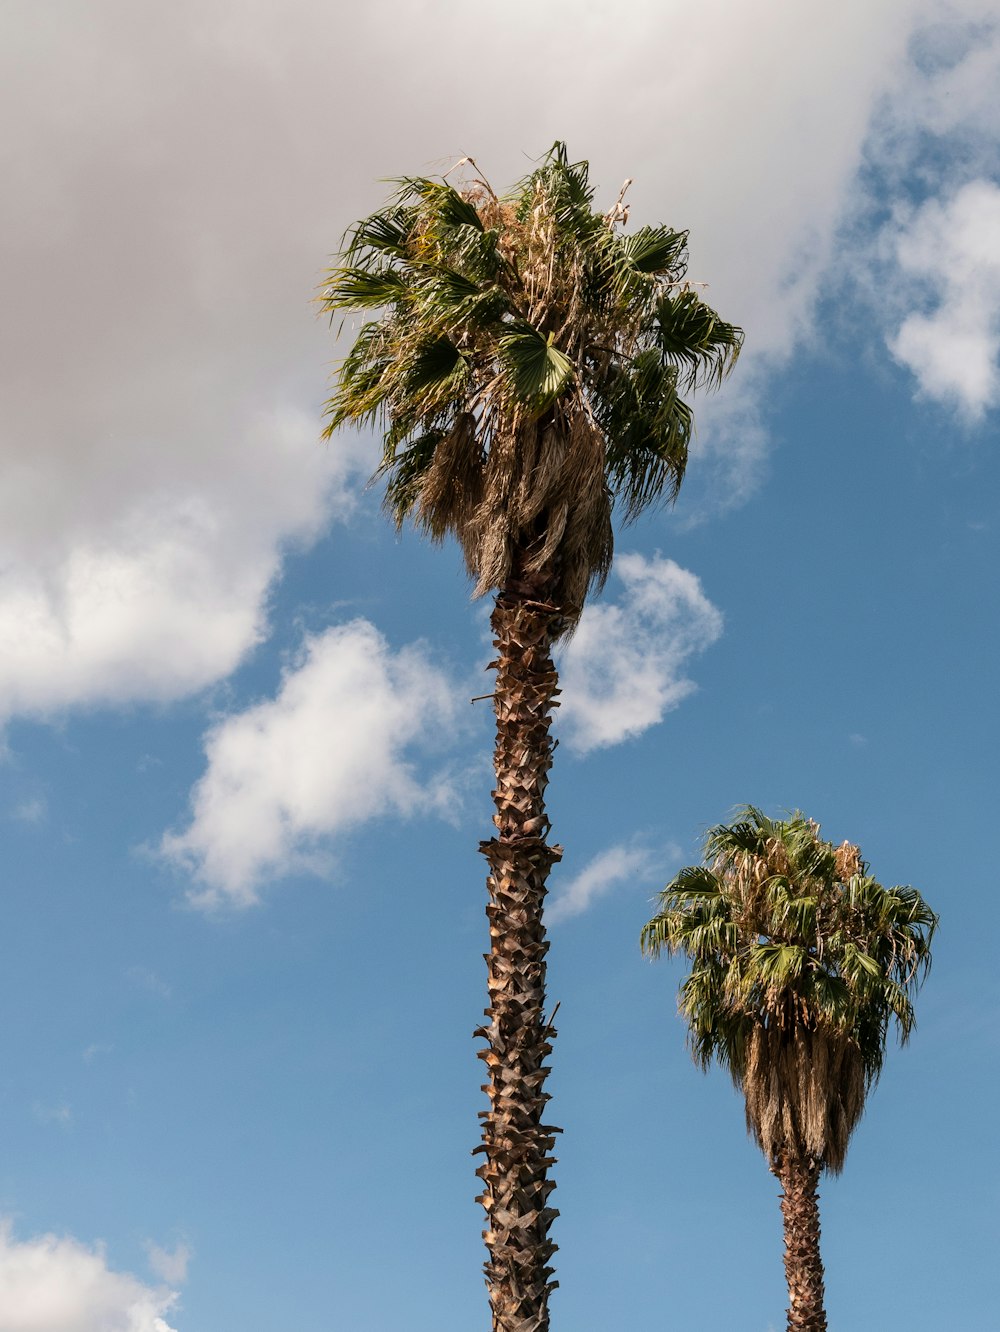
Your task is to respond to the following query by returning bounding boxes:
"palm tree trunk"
[775,1154,827,1332]
[475,576,563,1332]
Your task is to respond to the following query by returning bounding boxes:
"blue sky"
[0,2,998,1328]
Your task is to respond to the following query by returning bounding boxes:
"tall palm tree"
[641,808,937,1332]
[322,144,742,1332]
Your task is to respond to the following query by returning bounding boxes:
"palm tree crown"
[641,807,937,1173]
[322,143,742,623]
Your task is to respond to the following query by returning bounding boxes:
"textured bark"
[474,576,564,1332]
[775,1155,828,1332]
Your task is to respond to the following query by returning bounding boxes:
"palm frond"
[620,225,689,276]
[657,289,744,391]
[402,176,485,232]
[322,266,408,313]
[405,337,469,396]
[498,328,575,411]
[342,205,415,262]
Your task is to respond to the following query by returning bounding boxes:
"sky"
[0,1,998,1328]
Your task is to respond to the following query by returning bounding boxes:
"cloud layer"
[2,1,995,722]
[558,555,723,753]
[0,1223,178,1332]
[161,620,457,907]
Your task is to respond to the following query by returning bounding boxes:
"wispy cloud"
[32,1103,72,1128]
[145,1240,192,1287]
[82,1042,114,1063]
[126,967,172,1001]
[10,797,46,824]
[547,843,665,925]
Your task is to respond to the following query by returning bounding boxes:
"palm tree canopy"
[321,143,743,624]
[641,808,937,1172]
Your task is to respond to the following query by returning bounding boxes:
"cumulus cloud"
[0,0,381,722]
[547,845,660,925]
[557,555,723,753]
[161,620,458,908]
[0,406,368,721]
[0,1221,178,1332]
[886,180,1000,418]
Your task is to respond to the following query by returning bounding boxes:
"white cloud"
[843,9,1000,421]
[558,554,723,753]
[0,1221,178,1332]
[547,844,660,924]
[886,180,1000,418]
[143,1242,191,1288]
[0,408,369,720]
[161,620,458,908]
[873,9,1000,156]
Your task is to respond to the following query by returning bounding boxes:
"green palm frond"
[642,807,937,1173]
[620,225,689,276]
[343,205,415,261]
[405,337,469,397]
[380,430,444,523]
[498,328,575,411]
[402,176,487,232]
[598,351,692,519]
[323,320,391,431]
[324,266,408,312]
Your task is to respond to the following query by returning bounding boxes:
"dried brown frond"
[833,841,863,882]
[417,412,484,543]
[743,1021,866,1175]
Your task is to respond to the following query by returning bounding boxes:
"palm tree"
[641,808,937,1332]
[322,144,742,1332]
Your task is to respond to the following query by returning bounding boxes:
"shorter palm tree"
[641,807,937,1332]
